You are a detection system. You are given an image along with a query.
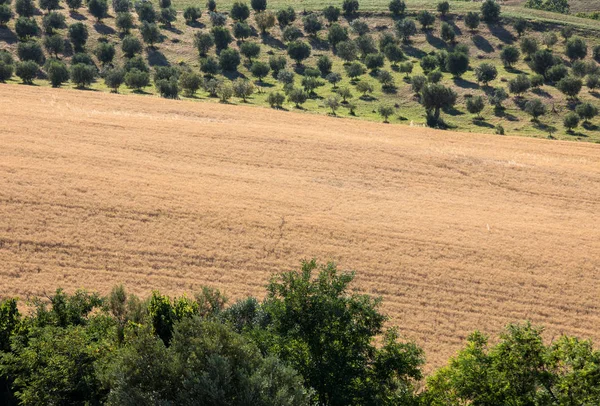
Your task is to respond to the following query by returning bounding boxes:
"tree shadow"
[261,34,285,50]
[147,49,170,66]
[487,23,514,44]
[69,11,87,20]
[426,33,447,50]
[589,92,600,99]
[448,19,462,36]
[567,130,588,137]
[94,23,116,35]
[583,122,599,131]
[472,35,494,53]
[163,26,183,35]
[402,45,427,59]
[359,94,377,101]
[293,65,306,75]
[453,77,479,89]
[494,107,519,121]
[382,86,397,94]
[444,106,464,116]
[0,27,18,45]
[63,39,74,56]
[132,89,152,95]
[222,70,245,80]
[187,21,205,29]
[473,119,495,128]
[506,66,525,75]
[532,88,552,98]
[309,36,330,51]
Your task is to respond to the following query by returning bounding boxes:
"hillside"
[2,84,599,367]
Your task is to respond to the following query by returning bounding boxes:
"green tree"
[230,1,249,21]
[68,22,88,51]
[105,67,125,93]
[565,37,587,61]
[508,73,531,96]
[440,22,455,43]
[465,12,480,31]
[122,35,142,57]
[342,0,359,16]
[481,0,501,23]
[556,76,582,100]
[141,22,161,47]
[15,0,35,16]
[378,104,394,122]
[520,36,538,59]
[466,95,485,119]
[303,13,322,37]
[45,59,69,87]
[95,42,115,65]
[194,31,214,56]
[115,12,134,34]
[70,63,95,88]
[513,18,527,37]
[88,0,108,22]
[15,60,38,84]
[267,91,285,107]
[41,11,64,35]
[396,18,416,43]
[183,6,201,24]
[437,1,450,17]
[233,21,251,40]
[219,48,241,71]
[446,51,469,78]
[500,45,520,68]
[15,17,39,40]
[474,62,497,86]
[211,26,233,50]
[563,112,579,132]
[327,23,348,49]
[417,10,435,30]
[255,10,276,34]
[287,40,311,65]
[288,87,307,107]
[250,61,270,82]
[525,98,546,121]
[576,102,598,123]
[250,0,265,12]
[389,0,405,17]
[240,41,260,62]
[158,7,177,28]
[421,83,457,125]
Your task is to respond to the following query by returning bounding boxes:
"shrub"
[327,23,348,49]
[122,35,142,57]
[513,18,527,37]
[125,68,149,90]
[230,1,249,21]
[364,53,384,71]
[88,0,108,22]
[575,102,598,123]
[104,68,125,92]
[203,77,221,96]
[124,55,148,72]
[200,56,219,75]
[194,32,214,56]
[378,70,394,88]
[255,10,275,34]
[206,0,216,12]
[316,55,332,75]
[336,40,358,62]
[586,74,600,91]
[488,86,508,108]
[43,34,64,58]
[232,21,251,40]
[15,60,38,83]
[530,74,544,88]
[301,75,321,94]
[386,0,405,16]
[95,42,115,65]
[556,76,582,99]
[474,63,497,86]
[437,1,449,17]
[219,48,240,71]
[326,72,342,87]
[417,10,435,30]
[240,41,260,62]
[411,74,426,93]
[565,37,587,61]
[217,82,233,102]
[481,0,501,23]
[116,12,134,33]
[303,14,322,36]
[350,18,369,36]
[465,12,480,31]
[560,26,573,41]
[209,11,226,26]
[232,78,254,101]
[342,0,358,16]
[324,95,341,114]
[250,61,270,82]
[508,74,531,96]
[421,83,457,124]
[282,26,302,42]
[15,17,39,39]
[396,19,416,43]
[466,95,485,119]
[277,6,296,26]
[68,22,88,51]
[399,61,413,77]
[183,6,201,24]
[440,22,455,43]
[17,40,44,64]
[288,87,307,107]
[427,70,442,83]
[267,91,285,107]
[211,26,232,50]
[250,0,265,12]
[378,105,394,122]
[446,52,469,78]
[524,98,545,120]
[15,0,35,16]
[345,61,365,79]
[276,69,294,86]
[287,41,311,65]
[495,124,505,134]
[159,7,177,28]
[520,36,538,59]
[543,32,558,49]
[155,78,178,98]
[269,55,286,75]
[546,64,568,83]
[45,59,69,87]
[304,67,320,78]
[140,22,161,47]
[0,5,12,27]
[136,1,156,23]
[563,112,579,131]
[70,63,95,88]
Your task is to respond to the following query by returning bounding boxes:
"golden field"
[1,85,599,367]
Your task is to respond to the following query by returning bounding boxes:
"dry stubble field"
[1,85,599,367]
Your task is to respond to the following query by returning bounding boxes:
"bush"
[122,35,142,57]
[466,95,485,118]
[269,55,286,75]
[68,22,88,51]
[250,0,265,12]
[116,12,134,33]
[124,55,148,72]
[250,61,270,81]
[474,63,497,86]
[342,0,358,16]
[396,19,416,43]
[563,112,579,131]
[565,37,587,61]
[326,72,342,87]
[399,61,413,77]
[465,12,480,31]
[15,17,39,39]
[95,42,115,65]
[232,78,254,101]
[211,26,232,50]
[155,78,178,98]
[345,61,365,79]
[513,18,527,37]
[481,0,501,23]
[194,32,214,56]
[488,86,508,108]
[556,76,582,99]
[575,102,598,123]
[159,7,177,28]
[15,60,38,83]
[437,1,449,16]
[136,1,156,23]
[303,14,322,36]
[17,40,44,64]
[388,0,405,16]
[183,6,201,24]
[15,0,34,16]
[267,91,285,108]
[70,63,95,88]
[316,55,332,75]
[411,74,426,93]
[520,36,538,59]
[125,68,149,90]
[288,87,307,107]
[524,98,546,120]
[277,6,296,26]
[0,5,12,27]
[446,51,469,77]
[230,1,249,21]
[364,53,384,71]
[45,59,69,87]
[232,21,251,40]
[417,10,435,30]
[104,68,125,92]
[88,0,108,22]
[440,22,455,43]
[287,40,311,65]
[327,23,348,49]
[219,48,240,71]
[508,74,531,96]
[543,32,558,48]
[140,22,161,47]
[200,56,219,75]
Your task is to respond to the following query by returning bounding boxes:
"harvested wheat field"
[1,85,600,367]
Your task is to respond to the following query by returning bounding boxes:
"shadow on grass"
[402,45,427,59]
[473,119,495,128]
[453,77,479,90]
[187,21,205,29]
[444,106,464,116]
[0,27,18,45]
[163,26,184,35]
[94,22,116,35]
[426,33,447,50]
[487,23,515,44]
[261,34,286,50]
[472,35,494,53]
[147,49,169,66]
[532,88,552,98]
[69,10,87,20]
